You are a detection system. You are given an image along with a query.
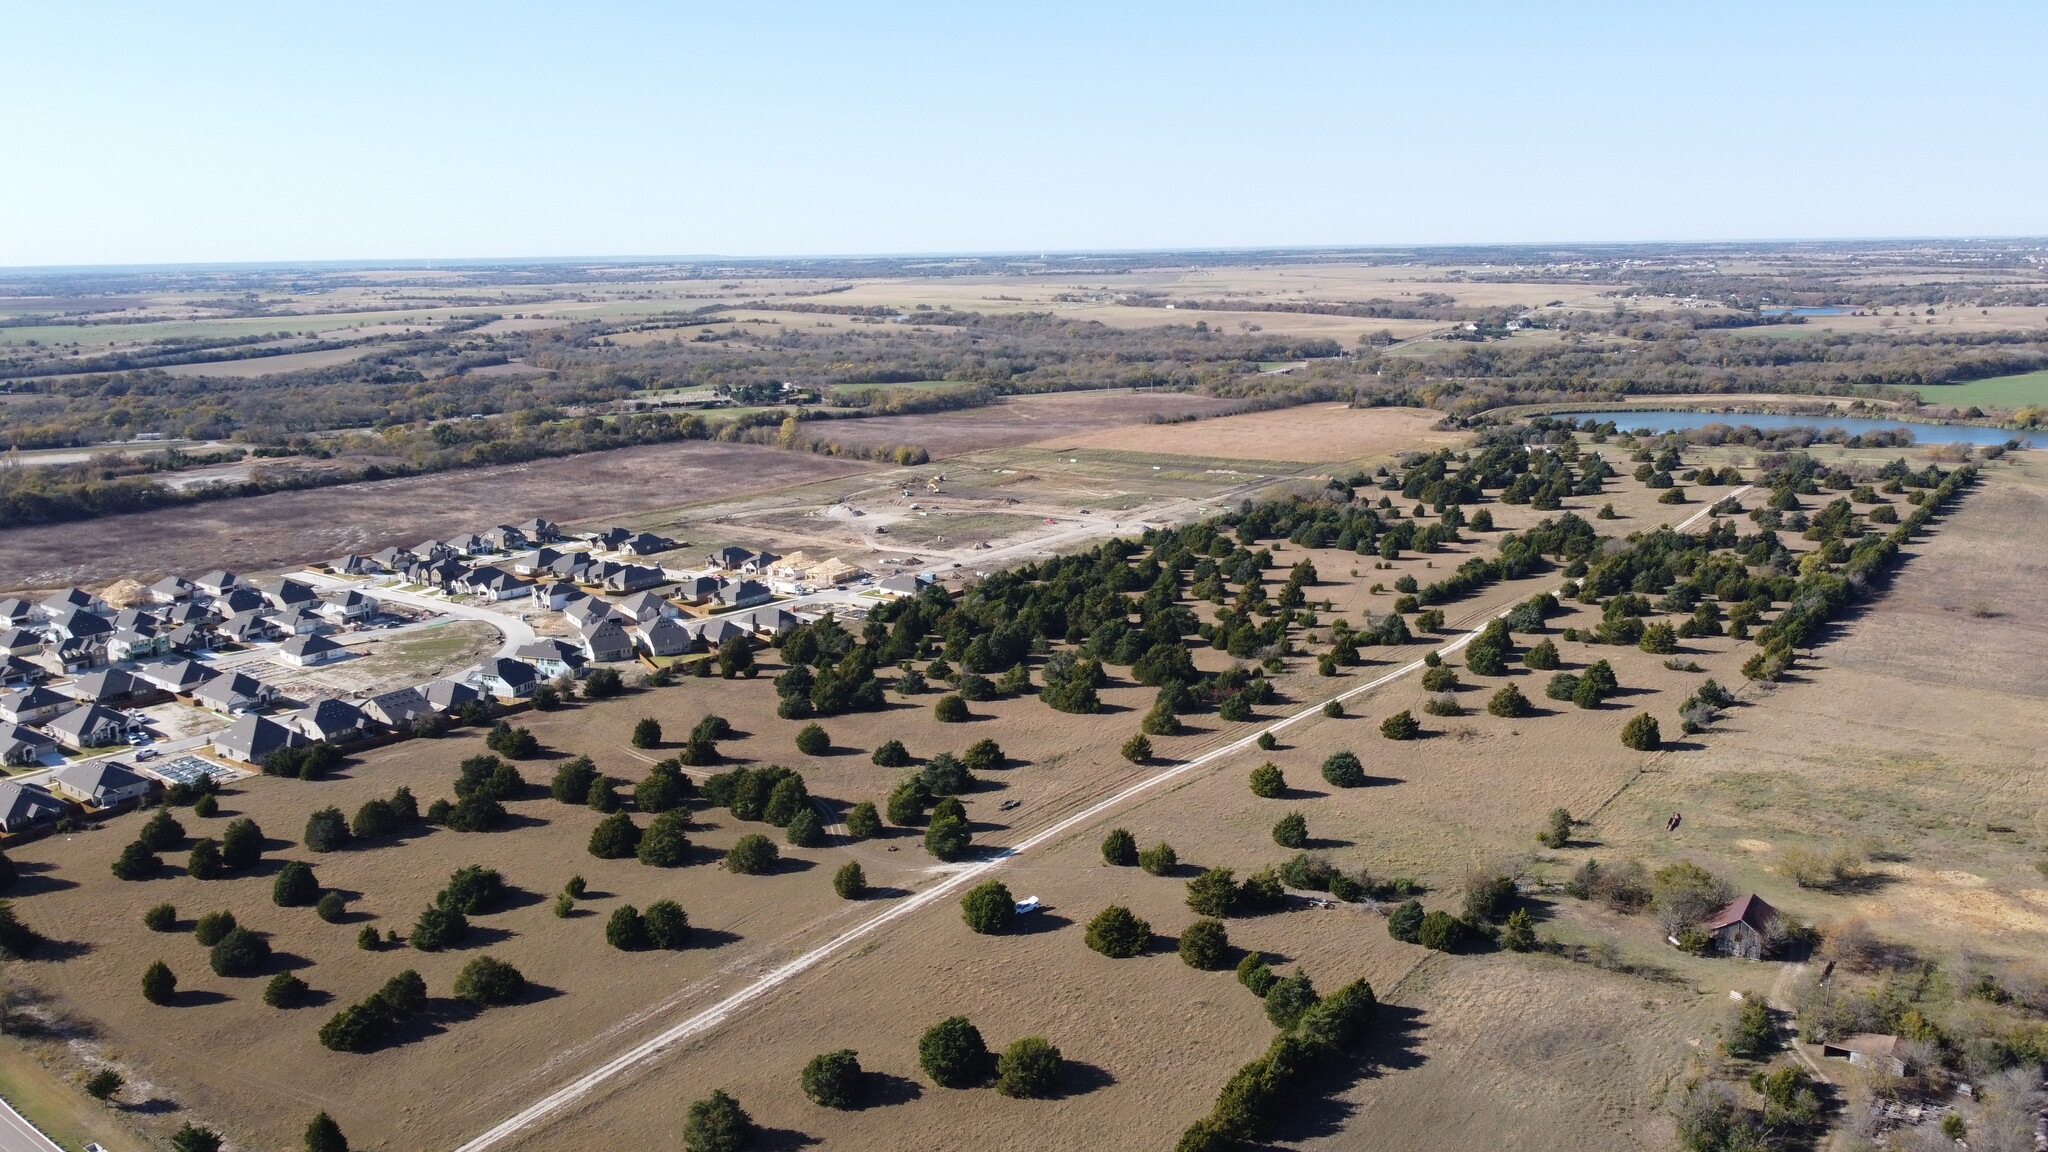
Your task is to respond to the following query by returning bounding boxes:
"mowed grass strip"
[1917,369,2048,409]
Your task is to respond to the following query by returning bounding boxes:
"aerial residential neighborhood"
[0,516,928,843]
[8,7,2047,1150]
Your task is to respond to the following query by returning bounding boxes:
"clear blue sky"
[4,1,2044,266]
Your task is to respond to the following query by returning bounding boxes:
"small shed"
[1702,894,1778,960]
[1821,1033,1908,1076]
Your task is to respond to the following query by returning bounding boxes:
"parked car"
[135,748,159,761]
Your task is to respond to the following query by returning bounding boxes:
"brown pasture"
[794,390,1246,458]
[1037,403,1461,465]
[4,446,2035,1152]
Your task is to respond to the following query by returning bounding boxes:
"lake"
[1549,409,2044,449]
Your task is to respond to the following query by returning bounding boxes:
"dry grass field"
[797,390,1246,458]
[0,453,1694,1150]
[2,407,2037,1152]
[1039,403,1459,465]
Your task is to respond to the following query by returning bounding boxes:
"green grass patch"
[1917,370,2048,410]
[0,308,495,349]
[0,1045,124,1150]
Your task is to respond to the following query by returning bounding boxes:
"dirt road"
[452,491,1753,1152]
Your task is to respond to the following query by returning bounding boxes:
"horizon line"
[5,234,2047,276]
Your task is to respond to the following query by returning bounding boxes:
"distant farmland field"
[1918,369,2048,409]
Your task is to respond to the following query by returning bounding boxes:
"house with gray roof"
[133,658,218,695]
[0,628,39,656]
[212,713,305,764]
[636,615,696,658]
[317,589,378,623]
[509,547,564,576]
[563,597,618,629]
[716,579,772,610]
[0,781,68,834]
[0,599,33,626]
[513,639,585,679]
[220,612,278,644]
[44,703,135,750]
[287,698,367,744]
[166,622,216,653]
[361,686,432,730]
[411,557,469,588]
[371,546,418,572]
[329,555,373,576]
[517,518,562,543]
[279,634,347,667]
[578,618,636,664]
[603,565,667,594]
[49,760,154,809]
[54,637,109,673]
[455,567,529,601]
[877,572,929,597]
[163,601,213,627]
[0,657,45,690]
[36,588,107,620]
[468,658,538,698]
[424,679,484,712]
[194,571,241,597]
[706,546,754,571]
[530,582,582,613]
[46,608,113,642]
[616,590,678,624]
[216,586,268,616]
[0,723,56,768]
[192,671,277,714]
[692,617,750,648]
[0,687,74,726]
[547,551,599,582]
[734,607,801,636]
[263,579,319,611]
[481,525,527,552]
[669,574,724,604]
[620,532,676,557]
[267,607,327,636]
[147,576,195,603]
[65,669,141,705]
[110,624,170,662]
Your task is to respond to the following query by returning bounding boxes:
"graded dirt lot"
[0,442,875,591]
[801,390,1246,458]
[1039,403,1459,465]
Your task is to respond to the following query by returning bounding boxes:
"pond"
[1548,409,2044,449]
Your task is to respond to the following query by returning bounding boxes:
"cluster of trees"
[606,900,691,951]
[1175,977,1379,1150]
[914,1016,1067,1098]
[318,970,428,1052]
[700,759,824,849]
